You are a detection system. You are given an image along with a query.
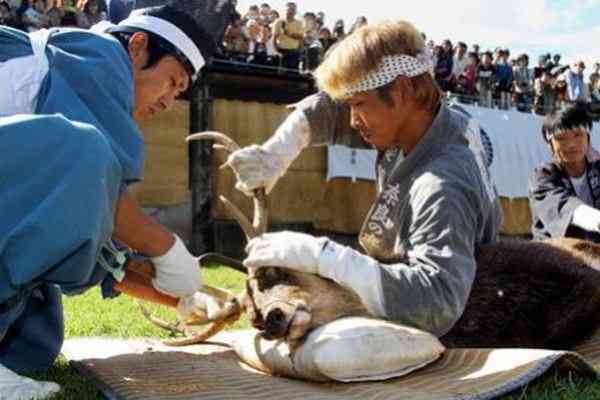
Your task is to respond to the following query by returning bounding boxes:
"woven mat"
[62,330,600,400]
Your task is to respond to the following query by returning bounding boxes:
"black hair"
[542,102,593,143]
[109,5,216,79]
[0,1,10,11]
[111,30,194,75]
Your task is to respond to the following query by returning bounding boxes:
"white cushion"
[232,317,445,382]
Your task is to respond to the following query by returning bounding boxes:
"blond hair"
[315,20,440,111]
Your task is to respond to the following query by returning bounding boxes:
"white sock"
[0,363,60,400]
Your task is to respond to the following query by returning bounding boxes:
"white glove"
[244,231,328,274]
[176,291,223,323]
[0,363,60,400]
[226,144,285,195]
[245,232,387,318]
[226,109,311,195]
[572,204,600,233]
[151,235,203,298]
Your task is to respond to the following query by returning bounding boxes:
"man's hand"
[225,145,285,195]
[572,204,600,234]
[243,231,328,274]
[177,291,223,323]
[151,235,203,297]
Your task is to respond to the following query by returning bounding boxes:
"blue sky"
[236,0,600,73]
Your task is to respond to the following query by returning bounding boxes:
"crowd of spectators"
[0,0,107,31]
[220,2,600,116]
[220,1,367,73]
[2,0,599,116]
[429,40,600,115]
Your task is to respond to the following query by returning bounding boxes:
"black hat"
[109,5,215,81]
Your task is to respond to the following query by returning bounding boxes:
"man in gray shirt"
[227,20,502,337]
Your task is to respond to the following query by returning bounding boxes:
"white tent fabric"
[327,106,600,198]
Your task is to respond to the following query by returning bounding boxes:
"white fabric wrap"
[0,29,51,117]
[228,109,311,194]
[233,317,445,382]
[0,363,60,400]
[318,240,387,318]
[177,291,223,322]
[118,14,205,77]
[344,53,433,96]
[572,204,600,233]
[151,235,203,297]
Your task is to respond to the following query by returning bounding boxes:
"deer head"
[143,131,368,347]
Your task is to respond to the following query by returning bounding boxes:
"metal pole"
[189,81,214,255]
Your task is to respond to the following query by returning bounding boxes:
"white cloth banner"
[327,145,377,182]
[326,105,600,198]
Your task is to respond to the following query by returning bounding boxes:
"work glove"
[244,231,387,319]
[226,144,285,195]
[572,204,600,233]
[151,235,203,298]
[0,363,60,400]
[226,109,311,195]
[244,231,329,274]
[176,291,223,323]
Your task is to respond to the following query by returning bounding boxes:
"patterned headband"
[344,53,433,96]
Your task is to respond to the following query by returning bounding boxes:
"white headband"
[119,14,205,78]
[344,53,433,96]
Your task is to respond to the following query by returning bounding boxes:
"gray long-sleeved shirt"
[292,93,503,336]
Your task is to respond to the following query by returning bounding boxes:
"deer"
[143,131,600,351]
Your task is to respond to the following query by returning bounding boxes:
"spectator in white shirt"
[452,41,469,81]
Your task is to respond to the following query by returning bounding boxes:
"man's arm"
[113,190,174,257]
[114,259,178,308]
[112,190,203,298]
[226,92,360,195]
[529,164,600,236]
[245,178,481,337]
[272,20,283,43]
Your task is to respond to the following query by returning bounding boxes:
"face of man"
[0,4,9,20]
[550,128,589,171]
[346,86,408,151]
[88,0,99,13]
[33,0,45,13]
[48,8,61,26]
[286,3,296,19]
[128,33,190,121]
[573,63,585,75]
[519,57,528,67]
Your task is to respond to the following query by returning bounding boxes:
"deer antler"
[141,131,271,347]
[139,284,244,347]
[186,131,268,238]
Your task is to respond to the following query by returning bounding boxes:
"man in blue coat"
[0,5,216,398]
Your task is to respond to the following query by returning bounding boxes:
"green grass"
[28,265,600,399]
